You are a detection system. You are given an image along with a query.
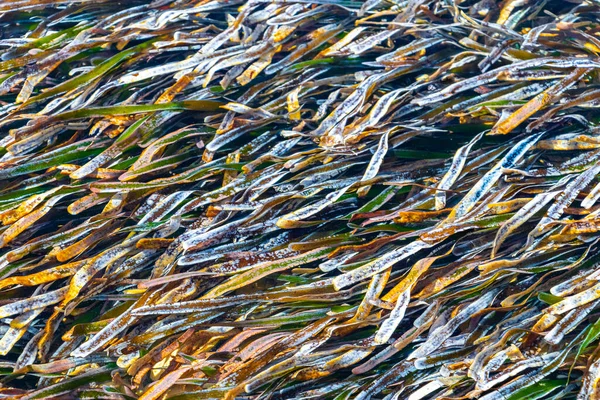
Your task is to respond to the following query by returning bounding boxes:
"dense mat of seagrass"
[2,0,600,399]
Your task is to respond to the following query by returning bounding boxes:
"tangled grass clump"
[3,0,600,398]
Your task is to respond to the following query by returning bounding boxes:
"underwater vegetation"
[2,0,600,399]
